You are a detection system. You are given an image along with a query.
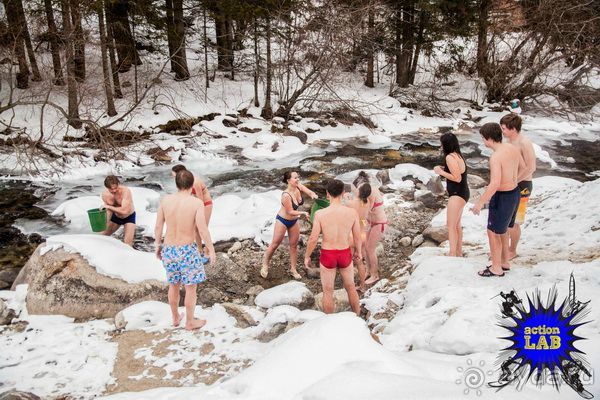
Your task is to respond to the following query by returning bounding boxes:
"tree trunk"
[2,0,29,88]
[98,3,117,116]
[398,1,414,88]
[394,4,401,86]
[203,6,209,89]
[107,0,141,73]
[214,10,226,70]
[225,17,234,79]
[44,0,64,85]
[253,18,259,107]
[165,0,176,72]
[70,0,86,81]
[261,16,273,120]
[16,0,41,82]
[476,0,491,76]
[61,0,82,128]
[105,1,123,98]
[171,0,190,80]
[409,9,427,84]
[365,4,374,88]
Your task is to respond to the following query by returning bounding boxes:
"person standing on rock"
[471,123,525,277]
[353,171,387,285]
[261,171,318,280]
[100,175,136,246]
[347,182,371,293]
[500,114,536,263]
[154,169,216,330]
[433,133,470,257]
[304,179,362,314]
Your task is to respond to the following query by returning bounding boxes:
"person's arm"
[434,156,462,183]
[304,213,322,269]
[517,141,536,182]
[298,182,318,199]
[104,189,133,214]
[351,211,362,260]
[282,193,309,218]
[195,204,216,265]
[472,155,501,215]
[154,201,165,259]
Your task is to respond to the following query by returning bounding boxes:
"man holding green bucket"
[99,175,136,246]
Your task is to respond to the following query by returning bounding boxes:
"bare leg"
[123,223,135,246]
[184,284,205,330]
[447,197,465,256]
[261,220,286,278]
[500,232,511,270]
[365,226,383,285]
[101,221,119,237]
[319,263,336,314]
[508,224,521,260]
[204,204,213,225]
[339,262,360,315]
[354,251,366,293]
[481,230,504,276]
[168,283,183,327]
[288,222,301,279]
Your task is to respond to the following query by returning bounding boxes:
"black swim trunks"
[110,211,136,225]
[487,187,520,234]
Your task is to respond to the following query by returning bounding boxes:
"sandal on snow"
[478,266,505,277]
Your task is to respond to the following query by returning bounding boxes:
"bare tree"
[70,0,86,81]
[2,0,30,88]
[98,2,117,116]
[61,0,82,128]
[44,0,64,85]
[104,0,123,98]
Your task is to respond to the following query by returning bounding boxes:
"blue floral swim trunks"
[161,243,207,285]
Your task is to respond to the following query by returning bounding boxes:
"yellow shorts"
[514,181,533,225]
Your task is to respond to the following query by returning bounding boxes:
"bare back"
[161,194,205,245]
[510,134,536,181]
[491,143,521,191]
[315,204,359,250]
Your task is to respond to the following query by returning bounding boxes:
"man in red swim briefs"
[304,179,362,315]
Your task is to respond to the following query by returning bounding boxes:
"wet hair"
[282,171,295,184]
[480,122,503,143]
[358,183,371,204]
[175,170,194,190]
[326,179,344,198]
[104,175,120,188]
[499,113,522,132]
[352,170,369,187]
[171,164,187,173]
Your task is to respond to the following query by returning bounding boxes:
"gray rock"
[376,169,390,185]
[0,391,42,400]
[13,245,168,320]
[400,237,412,247]
[414,190,442,209]
[222,302,260,328]
[282,129,308,144]
[0,298,16,325]
[314,289,351,313]
[412,234,424,247]
[420,240,439,248]
[426,176,445,196]
[423,225,449,244]
[198,287,225,305]
[246,285,264,297]
[227,241,242,255]
[468,174,487,189]
[204,254,249,294]
[257,322,287,342]
[0,268,21,287]
[306,266,320,279]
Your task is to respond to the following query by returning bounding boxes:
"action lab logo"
[490,274,593,399]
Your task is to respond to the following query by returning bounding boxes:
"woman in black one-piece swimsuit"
[433,133,470,257]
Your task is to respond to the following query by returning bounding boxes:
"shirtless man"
[154,169,216,330]
[304,179,362,314]
[472,123,525,277]
[101,175,136,246]
[500,114,537,261]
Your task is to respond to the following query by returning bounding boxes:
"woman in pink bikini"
[353,171,387,285]
[261,171,318,280]
[171,165,213,224]
[347,182,371,292]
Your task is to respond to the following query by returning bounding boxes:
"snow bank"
[254,281,313,309]
[389,163,436,185]
[241,134,308,160]
[42,234,166,283]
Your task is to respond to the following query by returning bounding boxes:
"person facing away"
[304,179,362,315]
[101,175,136,246]
[347,182,371,293]
[499,113,537,261]
[154,169,216,330]
[433,132,470,257]
[472,123,525,277]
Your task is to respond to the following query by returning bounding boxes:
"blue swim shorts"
[487,187,520,234]
[161,243,207,285]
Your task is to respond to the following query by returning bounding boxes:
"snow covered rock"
[0,298,16,325]
[221,302,261,328]
[255,281,314,310]
[0,391,42,400]
[14,241,168,320]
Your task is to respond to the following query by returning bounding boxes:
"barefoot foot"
[260,255,269,278]
[365,275,380,286]
[290,269,302,280]
[185,318,207,331]
[508,251,517,261]
[173,312,184,327]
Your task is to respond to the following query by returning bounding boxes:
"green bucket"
[87,208,107,232]
[310,199,330,223]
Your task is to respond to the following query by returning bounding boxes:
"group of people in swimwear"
[98,112,536,328]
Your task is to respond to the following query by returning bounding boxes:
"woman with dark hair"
[353,171,387,285]
[347,182,371,292]
[261,171,318,280]
[433,132,470,257]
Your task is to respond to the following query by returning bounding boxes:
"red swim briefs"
[320,248,352,269]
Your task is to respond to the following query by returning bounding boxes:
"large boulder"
[0,298,16,325]
[426,176,445,196]
[255,281,315,310]
[13,245,168,320]
[203,253,249,296]
[0,391,42,400]
[468,174,487,189]
[423,225,449,244]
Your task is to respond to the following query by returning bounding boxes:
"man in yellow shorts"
[500,113,537,262]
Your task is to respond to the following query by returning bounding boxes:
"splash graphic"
[490,274,593,399]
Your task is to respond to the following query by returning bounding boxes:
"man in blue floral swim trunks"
[154,169,216,330]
